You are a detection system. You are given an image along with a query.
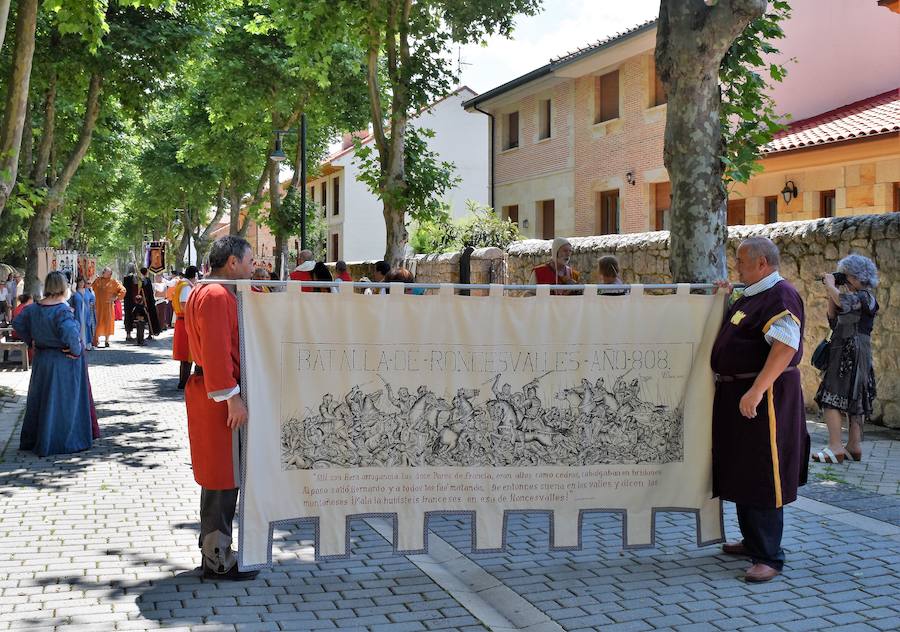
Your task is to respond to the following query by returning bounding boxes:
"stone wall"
[507,214,900,427]
[337,215,900,426]
[329,247,506,294]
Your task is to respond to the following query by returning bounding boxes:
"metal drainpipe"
[472,103,495,211]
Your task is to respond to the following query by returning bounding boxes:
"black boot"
[202,565,260,581]
[177,361,192,389]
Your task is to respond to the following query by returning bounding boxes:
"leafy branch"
[719,0,792,185]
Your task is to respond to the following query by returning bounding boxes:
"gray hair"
[209,235,251,270]
[739,236,780,268]
[43,271,69,298]
[838,253,879,288]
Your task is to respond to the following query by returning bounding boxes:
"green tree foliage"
[410,201,521,254]
[297,0,542,265]
[720,0,791,185]
[354,125,460,223]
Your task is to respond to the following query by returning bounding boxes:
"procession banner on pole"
[237,283,725,568]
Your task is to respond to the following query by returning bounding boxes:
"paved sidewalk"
[1,325,899,631]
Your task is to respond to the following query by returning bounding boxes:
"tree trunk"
[23,73,102,295]
[0,0,11,54]
[19,97,32,176]
[24,196,61,295]
[273,232,286,280]
[269,156,287,278]
[229,181,241,234]
[0,0,39,216]
[31,72,57,185]
[656,0,765,283]
[195,180,227,261]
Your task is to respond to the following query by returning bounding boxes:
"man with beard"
[528,237,581,295]
[183,235,258,580]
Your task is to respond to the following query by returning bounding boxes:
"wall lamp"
[626,170,636,186]
[522,219,529,229]
[781,180,798,204]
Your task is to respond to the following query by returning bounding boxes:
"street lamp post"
[270,114,307,251]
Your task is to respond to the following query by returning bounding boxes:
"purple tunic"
[710,280,810,508]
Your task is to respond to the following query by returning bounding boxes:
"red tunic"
[532,263,580,295]
[710,280,810,508]
[184,283,241,489]
[288,268,315,292]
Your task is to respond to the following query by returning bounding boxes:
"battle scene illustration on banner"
[238,286,725,567]
[281,344,689,470]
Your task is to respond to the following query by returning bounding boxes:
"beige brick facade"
[572,53,666,236]
[468,21,900,240]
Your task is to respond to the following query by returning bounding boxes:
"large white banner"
[238,283,725,568]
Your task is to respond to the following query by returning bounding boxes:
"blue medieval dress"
[70,291,100,438]
[13,302,94,456]
[84,287,97,346]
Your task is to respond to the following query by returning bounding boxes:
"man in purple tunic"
[711,237,810,583]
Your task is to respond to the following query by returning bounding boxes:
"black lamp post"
[270,114,307,250]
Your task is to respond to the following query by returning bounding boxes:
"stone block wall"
[330,247,506,295]
[508,214,900,427]
[338,214,899,426]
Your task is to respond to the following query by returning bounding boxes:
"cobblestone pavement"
[1,324,899,631]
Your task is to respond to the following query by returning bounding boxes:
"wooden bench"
[0,340,29,370]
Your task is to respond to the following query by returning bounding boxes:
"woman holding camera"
[812,254,879,464]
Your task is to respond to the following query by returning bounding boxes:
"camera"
[817,271,848,285]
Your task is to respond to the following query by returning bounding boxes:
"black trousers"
[736,503,785,571]
[199,488,239,573]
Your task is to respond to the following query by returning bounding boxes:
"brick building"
[463,0,900,239]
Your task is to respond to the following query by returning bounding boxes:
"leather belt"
[715,366,798,383]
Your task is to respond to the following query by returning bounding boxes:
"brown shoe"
[722,541,748,556]
[745,563,780,583]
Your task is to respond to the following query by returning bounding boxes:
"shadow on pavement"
[0,402,178,492]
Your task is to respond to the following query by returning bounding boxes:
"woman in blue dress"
[84,277,97,347]
[13,271,94,456]
[70,275,101,438]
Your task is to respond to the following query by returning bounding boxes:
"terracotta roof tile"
[763,89,900,154]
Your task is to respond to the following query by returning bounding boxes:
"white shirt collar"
[743,271,782,297]
[293,261,315,272]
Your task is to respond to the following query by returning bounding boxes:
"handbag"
[811,331,831,371]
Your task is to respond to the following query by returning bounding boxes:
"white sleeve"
[210,385,241,402]
[764,315,801,350]
[179,285,191,303]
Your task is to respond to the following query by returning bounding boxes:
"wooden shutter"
[596,71,619,123]
[541,200,555,239]
[727,199,746,226]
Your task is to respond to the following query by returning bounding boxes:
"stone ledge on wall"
[334,213,899,427]
[506,214,900,428]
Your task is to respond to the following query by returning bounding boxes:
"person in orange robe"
[184,236,258,581]
[172,266,197,389]
[90,268,126,347]
[528,237,581,295]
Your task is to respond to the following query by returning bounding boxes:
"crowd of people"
[6,233,882,586]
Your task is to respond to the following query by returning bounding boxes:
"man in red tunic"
[184,236,257,580]
[711,237,809,583]
[288,249,315,291]
[528,237,580,294]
